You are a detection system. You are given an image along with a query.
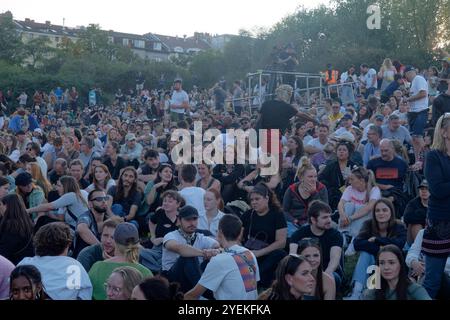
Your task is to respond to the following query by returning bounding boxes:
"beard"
[93,205,107,214]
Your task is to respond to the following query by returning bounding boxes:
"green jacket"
[13,185,45,220]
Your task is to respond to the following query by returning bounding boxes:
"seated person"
[403,180,429,246]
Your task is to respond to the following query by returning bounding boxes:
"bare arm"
[407,90,427,102]
[125,205,138,222]
[324,246,342,275]
[253,228,287,258]
[76,223,100,246]
[164,240,204,257]
[149,221,163,246]
[184,284,207,300]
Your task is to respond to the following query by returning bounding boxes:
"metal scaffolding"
[246,70,324,113]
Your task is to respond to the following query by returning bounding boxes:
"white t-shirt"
[170,90,189,114]
[303,135,313,146]
[179,187,207,229]
[409,75,429,112]
[18,256,93,300]
[162,230,219,271]
[341,186,381,205]
[307,138,327,151]
[199,244,260,300]
[206,210,226,238]
[53,191,89,228]
[364,69,378,89]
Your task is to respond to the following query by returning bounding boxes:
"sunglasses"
[90,196,109,202]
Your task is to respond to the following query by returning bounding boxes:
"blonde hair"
[109,266,143,299]
[116,243,140,264]
[432,114,450,153]
[382,58,393,69]
[295,156,315,181]
[275,85,293,103]
[351,166,377,202]
[27,162,52,197]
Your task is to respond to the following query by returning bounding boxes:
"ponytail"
[295,156,314,181]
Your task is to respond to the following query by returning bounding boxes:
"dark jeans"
[257,249,287,289]
[423,254,449,299]
[165,256,203,293]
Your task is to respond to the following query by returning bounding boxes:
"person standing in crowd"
[422,113,450,298]
[404,65,429,167]
[185,214,259,300]
[431,74,450,126]
[360,64,378,98]
[18,222,93,300]
[169,79,189,121]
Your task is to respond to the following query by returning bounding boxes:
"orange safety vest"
[323,70,339,85]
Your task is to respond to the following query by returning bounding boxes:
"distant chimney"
[25,18,30,22]
[183,35,187,42]
[45,20,51,25]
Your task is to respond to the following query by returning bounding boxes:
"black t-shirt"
[366,156,408,190]
[103,156,128,180]
[107,185,142,215]
[140,164,158,176]
[241,209,287,245]
[403,197,427,227]
[49,171,64,185]
[149,209,178,238]
[78,178,90,190]
[278,51,297,71]
[259,100,297,133]
[290,226,343,271]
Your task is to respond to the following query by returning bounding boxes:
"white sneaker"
[345,241,356,257]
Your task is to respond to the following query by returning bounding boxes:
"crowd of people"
[0,53,450,301]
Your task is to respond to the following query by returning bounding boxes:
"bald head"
[380,139,395,161]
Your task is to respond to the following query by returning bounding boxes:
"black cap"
[113,223,140,246]
[17,130,26,135]
[419,180,429,188]
[15,172,33,187]
[404,65,416,74]
[178,205,199,219]
[174,78,182,84]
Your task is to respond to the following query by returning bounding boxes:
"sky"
[1,0,329,37]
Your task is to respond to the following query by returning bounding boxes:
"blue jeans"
[423,254,448,299]
[352,251,376,286]
[111,204,139,229]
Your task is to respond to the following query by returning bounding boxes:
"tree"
[23,37,55,69]
[0,11,24,63]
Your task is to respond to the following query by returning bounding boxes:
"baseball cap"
[125,133,136,142]
[178,205,199,219]
[34,128,43,135]
[404,65,416,74]
[342,114,353,120]
[113,222,140,246]
[15,172,33,187]
[174,78,182,83]
[419,179,429,188]
[17,130,26,135]
[375,114,384,121]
